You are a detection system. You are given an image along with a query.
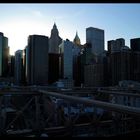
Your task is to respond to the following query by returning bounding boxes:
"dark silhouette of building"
[49,23,62,54]
[130,51,140,82]
[26,35,49,85]
[108,38,125,54]
[110,48,131,86]
[14,50,24,85]
[84,63,104,87]
[130,38,140,52]
[130,38,140,82]
[9,55,15,77]
[0,32,10,77]
[48,53,60,84]
[2,37,9,77]
[107,38,131,86]
[86,27,104,56]
[48,23,62,84]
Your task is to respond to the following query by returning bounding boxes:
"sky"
[0,4,140,55]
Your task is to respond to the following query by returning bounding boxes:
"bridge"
[0,86,140,136]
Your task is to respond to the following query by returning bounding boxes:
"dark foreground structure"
[0,86,140,137]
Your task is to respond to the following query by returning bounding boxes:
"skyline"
[0,4,140,55]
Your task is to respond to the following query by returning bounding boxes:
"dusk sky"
[0,4,140,55]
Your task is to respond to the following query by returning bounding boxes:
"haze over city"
[0,3,140,55]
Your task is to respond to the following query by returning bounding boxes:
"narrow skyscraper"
[14,50,24,85]
[0,32,9,77]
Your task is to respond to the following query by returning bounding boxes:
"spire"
[53,22,57,29]
[76,31,78,37]
[73,31,81,46]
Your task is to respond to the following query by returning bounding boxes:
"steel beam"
[0,90,40,95]
[38,90,140,117]
[98,90,140,98]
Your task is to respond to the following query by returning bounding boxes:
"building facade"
[73,31,81,46]
[14,50,24,85]
[59,39,81,86]
[108,38,125,54]
[48,23,62,84]
[130,38,140,52]
[130,51,140,82]
[2,37,9,77]
[49,23,62,54]
[9,55,15,77]
[86,27,104,56]
[0,32,3,76]
[84,64,104,87]
[0,32,9,77]
[48,53,60,84]
[26,35,49,85]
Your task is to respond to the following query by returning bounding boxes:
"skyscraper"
[86,27,104,56]
[130,38,140,82]
[14,50,24,85]
[2,37,10,77]
[107,39,131,85]
[0,32,9,77]
[108,38,125,54]
[130,38,140,52]
[49,23,62,54]
[26,35,49,85]
[73,31,81,46]
[48,23,62,84]
[9,55,15,77]
[59,39,81,86]
[84,64,104,87]
[0,32,3,76]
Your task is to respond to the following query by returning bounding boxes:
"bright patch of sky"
[0,4,140,55]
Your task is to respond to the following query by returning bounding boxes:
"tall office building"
[130,51,140,82]
[107,39,131,85]
[9,55,15,77]
[48,53,60,84]
[86,27,104,56]
[14,50,24,85]
[0,32,10,77]
[84,64,104,87]
[2,37,9,77]
[130,38,140,52]
[108,38,125,54]
[59,39,81,85]
[49,23,62,54]
[48,23,62,84]
[0,32,3,76]
[26,35,49,85]
[110,48,131,86]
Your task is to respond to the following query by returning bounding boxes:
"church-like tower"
[73,31,81,46]
[49,23,62,54]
